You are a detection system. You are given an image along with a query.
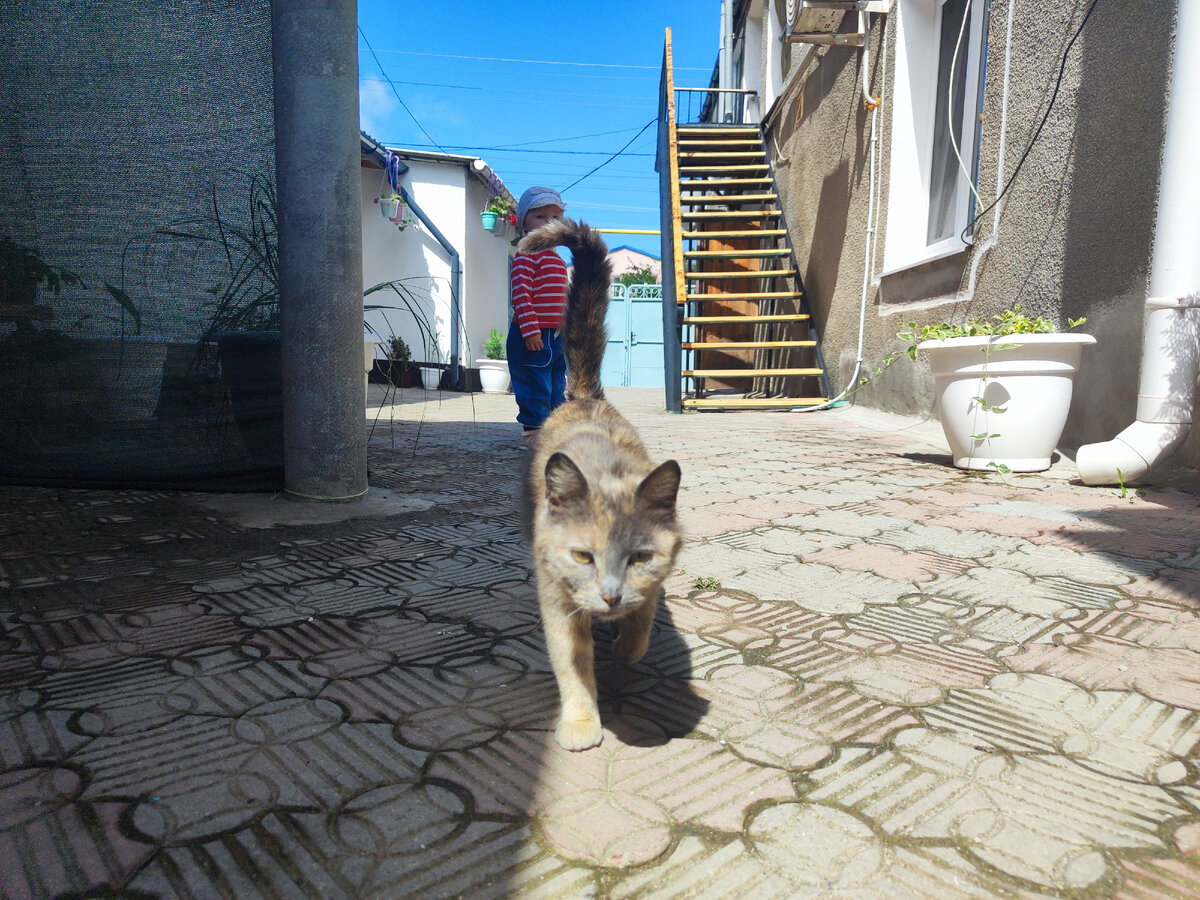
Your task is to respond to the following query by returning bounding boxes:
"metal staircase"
[656,32,831,411]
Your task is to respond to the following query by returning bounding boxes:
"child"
[507,186,568,446]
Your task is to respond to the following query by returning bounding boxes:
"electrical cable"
[959,0,1102,243]
[358,47,709,72]
[358,25,450,154]
[558,118,657,194]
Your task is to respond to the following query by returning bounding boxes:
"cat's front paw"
[555,716,603,751]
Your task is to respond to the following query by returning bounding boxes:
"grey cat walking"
[519,219,683,751]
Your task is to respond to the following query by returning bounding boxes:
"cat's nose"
[601,592,622,609]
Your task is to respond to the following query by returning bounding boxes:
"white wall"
[360,158,512,371]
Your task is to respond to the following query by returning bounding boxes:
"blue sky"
[357,1,721,258]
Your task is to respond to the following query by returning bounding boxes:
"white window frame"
[882,0,987,274]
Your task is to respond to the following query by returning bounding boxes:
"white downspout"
[1076,0,1200,485]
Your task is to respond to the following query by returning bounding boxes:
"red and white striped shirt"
[511,250,568,337]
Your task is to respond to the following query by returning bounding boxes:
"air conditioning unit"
[785,0,891,47]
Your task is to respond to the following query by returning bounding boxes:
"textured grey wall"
[0,0,275,341]
[767,2,1192,467]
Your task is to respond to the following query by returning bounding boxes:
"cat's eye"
[629,551,652,567]
[571,550,594,564]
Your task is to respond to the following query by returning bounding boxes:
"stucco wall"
[360,160,512,370]
[764,2,1196,468]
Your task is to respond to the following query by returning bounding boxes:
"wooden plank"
[678,139,762,148]
[686,269,798,279]
[677,126,760,134]
[685,314,810,323]
[682,340,816,349]
[684,291,802,300]
[679,152,765,161]
[682,229,787,239]
[682,209,781,218]
[676,164,769,174]
[684,367,825,377]
[679,178,773,188]
[683,397,830,408]
[680,193,779,204]
[684,248,790,258]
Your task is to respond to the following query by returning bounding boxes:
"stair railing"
[657,28,685,412]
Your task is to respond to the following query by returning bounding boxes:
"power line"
[559,118,657,194]
[357,26,449,154]
[357,46,710,72]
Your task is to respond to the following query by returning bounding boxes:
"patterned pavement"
[2,386,1200,898]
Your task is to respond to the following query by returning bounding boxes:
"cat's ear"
[544,452,590,509]
[636,459,681,513]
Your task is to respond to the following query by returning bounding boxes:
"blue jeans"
[507,323,566,429]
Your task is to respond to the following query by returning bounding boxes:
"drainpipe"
[1076,0,1200,485]
[398,185,463,389]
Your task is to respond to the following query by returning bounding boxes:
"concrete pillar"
[271,0,367,500]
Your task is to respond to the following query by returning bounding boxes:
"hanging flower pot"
[380,195,401,219]
[480,210,498,230]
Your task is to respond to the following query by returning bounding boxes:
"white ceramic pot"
[919,332,1096,472]
[363,338,381,401]
[475,358,510,393]
[419,366,442,391]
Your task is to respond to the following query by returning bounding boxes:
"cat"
[518,219,683,752]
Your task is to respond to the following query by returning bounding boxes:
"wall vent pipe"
[1076,0,1200,485]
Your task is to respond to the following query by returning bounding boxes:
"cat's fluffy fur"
[519,219,683,751]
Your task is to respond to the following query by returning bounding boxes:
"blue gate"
[601,284,665,389]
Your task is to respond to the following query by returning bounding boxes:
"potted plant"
[420,334,444,391]
[371,335,416,388]
[475,327,510,393]
[898,305,1094,474]
[480,196,515,234]
[379,192,401,220]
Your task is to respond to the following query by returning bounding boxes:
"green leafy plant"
[852,304,1088,477]
[483,327,506,360]
[692,575,721,591]
[484,196,515,217]
[387,336,412,365]
[616,263,659,287]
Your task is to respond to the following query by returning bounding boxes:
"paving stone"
[3,388,1200,896]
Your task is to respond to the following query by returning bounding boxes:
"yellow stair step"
[676,165,769,175]
[684,248,790,259]
[680,193,778,204]
[684,314,811,323]
[682,229,787,239]
[678,139,763,149]
[680,152,766,162]
[677,126,760,136]
[682,340,817,349]
[685,290,802,300]
[686,269,798,280]
[680,178,774,188]
[682,209,781,219]
[683,397,829,408]
[683,367,825,378]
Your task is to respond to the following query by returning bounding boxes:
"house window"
[883,0,988,274]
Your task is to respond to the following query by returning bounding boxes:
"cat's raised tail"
[517,219,612,402]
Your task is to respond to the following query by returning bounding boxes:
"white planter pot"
[419,366,442,391]
[475,358,510,393]
[919,333,1096,472]
[363,338,382,401]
